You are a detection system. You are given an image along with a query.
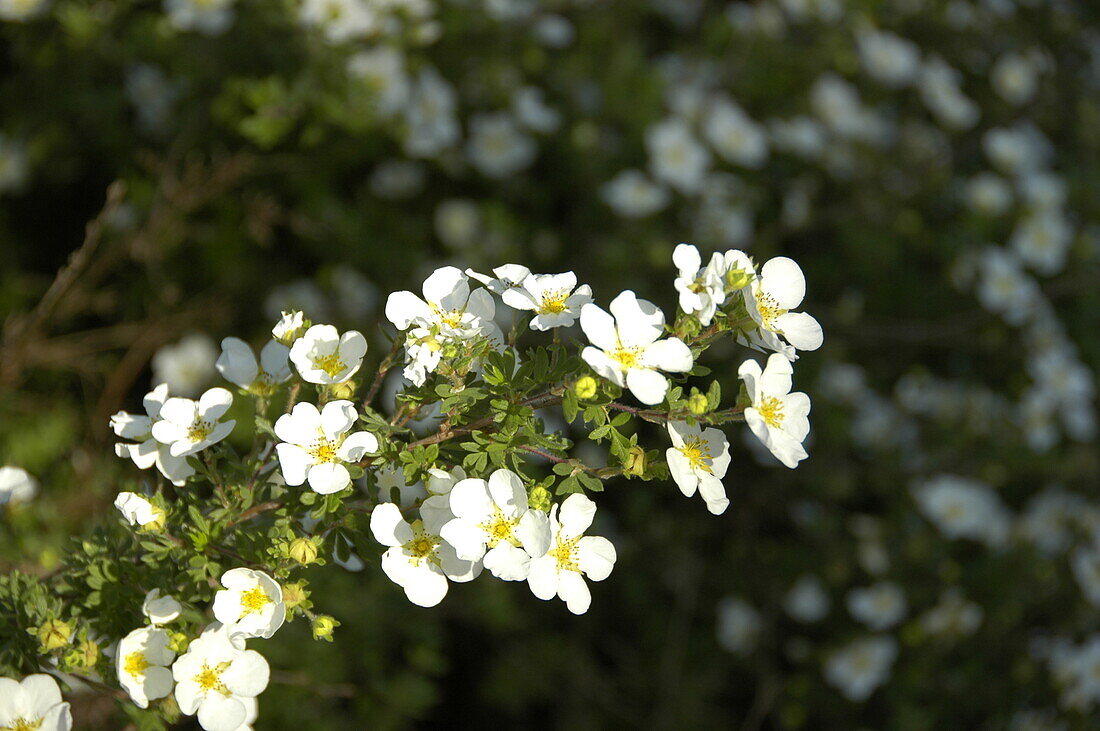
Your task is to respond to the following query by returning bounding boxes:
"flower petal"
[306,462,351,494]
[626,367,669,405]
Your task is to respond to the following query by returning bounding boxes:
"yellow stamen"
[403,522,440,567]
[239,586,272,616]
[548,536,581,573]
[609,346,642,370]
[4,718,44,731]
[124,650,150,678]
[308,438,339,463]
[538,290,569,315]
[187,421,214,443]
[755,288,788,330]
[313,353,346,378]
[194,661,232,696]
[678,437,713,473]
[479,509,520,548]
[756,396,785,428]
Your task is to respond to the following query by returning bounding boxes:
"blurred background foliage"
[2,0,1099,728]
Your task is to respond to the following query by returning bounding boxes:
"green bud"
[574,376,598,400]
[287,537,321,566]
[623,446,647,477]
[281,581,311,615]
[168,631,190,655]
[312,615,340,642]
[329,380,356,400]
[36,619,73,652]
[725,267,752,291]
[528,486,552,512]
[688,393,709,415]
[65,638,100,671]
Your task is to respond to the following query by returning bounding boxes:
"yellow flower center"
[187,420,214,443]
[403,522,441,566]
[308,438,339,463]
[548,536,581,573]
[4,717,43,731]
[678,437,713,473]
[239,586,272,616]
[124,650,151,678]
[479,509,520,548]
[609,346,643,371]
[755,288,788,330]
[248,371,280,396]
[194,661,232,696]
[757,396,785,428]
[313,353,346,378]
[538,290,569,315]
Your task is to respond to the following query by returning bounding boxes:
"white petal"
[760,353,794,396]
[197,693,247,731]
[385,291,433,330]
[422,266,470,310]
[336,431,378,462]
[672,243,701,276]
[697,474,730,515]
[760,257,806,309]
[515,510,551,557]
[370,503,411,546]
[484,543,531,581]
[609,290,665,347]
[437,541,482,582]
[579,303,619,352]
[576,536,617,581]
[527,555,559,600]
[403,563,450,607]
[258,339,291,380]
[626,367,670,405]
[222,650,270,697]
[487,469,526,518]
[774,312,823,351]
[448,478,494,521]
[198,388,233,422]
[641,338,693,373]
[558,493,597,536]
[158,397,198,428]
[320,400,357,440]
[666,449,699,497]
[439,518,488,562]
[582,347,625,387]
[557,571,592,615]
[500,287,539,312]
[306,462,351,494]
[274,402,322,445]
[275,444,311,486]
[215,337,258,389]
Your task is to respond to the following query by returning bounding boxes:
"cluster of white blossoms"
[0,673,72,730]
[114,571,280,731]
[93,243,822,726]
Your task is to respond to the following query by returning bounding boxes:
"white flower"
[467,112,537,179]
[984,124,1051,176]
[911,474,1012,547]
[0,0,49,22]
[165,0,234,35]
[270,311,305,346]
[288,324,367,385]
[172,623,269,731]
[526,493,616,615]
[847,582,907,631]
[216,338,292,395]
[440,469,551,581]
[992,50,1042,106]
[464,264,531,295]
[385,266,498,386]
[742,256,823,357]
[111,383,196,485]
[672,243,727,326]
[646,117,711,194]
[370,502,482,608]
[512,86,560,133]
[212,569,286,640]
[435,199,481,249]
[0,674,71,730]
[347,46,409,117]
[975,248,1040,324]
[275,401,378,495]
[601,169,669,218]
[738,354,811,469]
[500,272,594,330]
[784,575,830,623]
[151,387,236,457]
[919,590,983,637]
[1010,212,1073,276]
[151,333,217,397]
[703,97,768,169]
[857,28,921,87]
[299,0,378,43]
[665,421,731,515]
[143,589,183,625]
[824,636,898,701]
[716,597,763,655]
[580,291,693,405]
[403,68,460,159]
[0,465,37,506]
[965,172,1013,216]
[117,626,176,709]
[114,492,164,527]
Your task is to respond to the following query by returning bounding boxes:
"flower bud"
[66,638,100,671]
[528,485,552,512]
[725,267,752,291]
[36,619,73,652]
[287,537,321,566]
[623,446,647,477]
[272,311,306,346]
[168,631,190,655]
[312,615,340,642]
[329,380,356,400]
[688,393,709,415]
[574,376,597,400]
[281,580,311,613]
